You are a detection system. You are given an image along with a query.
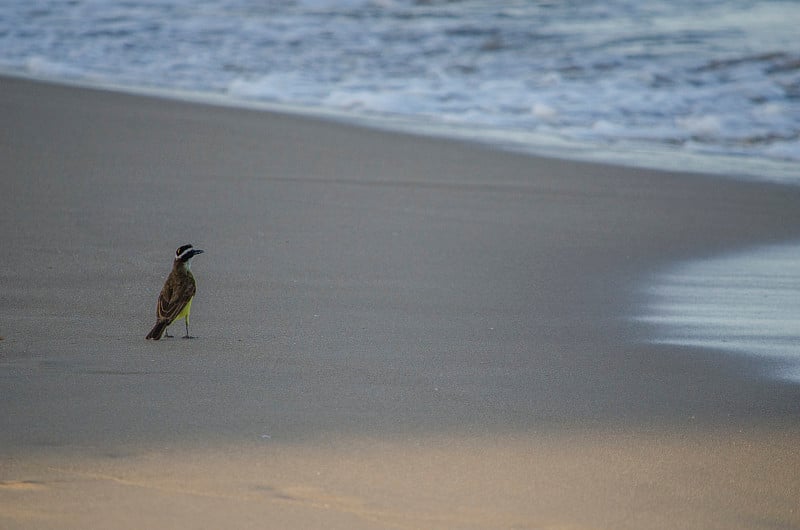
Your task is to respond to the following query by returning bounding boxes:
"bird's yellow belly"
[174,297,193,322]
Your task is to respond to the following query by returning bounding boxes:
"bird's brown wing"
[156,273,196,323]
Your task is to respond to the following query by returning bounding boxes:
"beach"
[1,75,800,528]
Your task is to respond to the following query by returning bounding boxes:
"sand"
[1,75,800,529]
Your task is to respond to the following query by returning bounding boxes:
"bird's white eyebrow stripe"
[176,247,194,260]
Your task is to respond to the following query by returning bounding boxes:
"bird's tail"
[146,320,169,340]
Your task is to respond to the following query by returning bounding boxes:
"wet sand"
[2,75,800,529]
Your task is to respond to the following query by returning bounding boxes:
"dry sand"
[1,75,800,529]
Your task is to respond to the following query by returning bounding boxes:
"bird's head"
[174,244,204,268]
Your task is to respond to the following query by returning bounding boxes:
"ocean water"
[638,243,800,381]
[1,0,799,181]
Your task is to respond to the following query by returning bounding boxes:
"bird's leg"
[182,318,194,339]
[163,326,173,338]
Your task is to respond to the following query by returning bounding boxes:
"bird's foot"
[182,335,195,339]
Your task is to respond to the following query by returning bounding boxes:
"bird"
[145,244,204,340]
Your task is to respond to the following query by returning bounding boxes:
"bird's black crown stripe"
[176,244,194,257]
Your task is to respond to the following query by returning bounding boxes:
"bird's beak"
[193,249,205,256]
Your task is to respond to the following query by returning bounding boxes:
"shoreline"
[2,75,800,528]
[3,69,798,184]
[637,240,800,382]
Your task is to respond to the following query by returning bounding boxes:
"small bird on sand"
[145,244,204,340]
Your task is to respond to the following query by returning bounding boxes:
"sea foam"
[638,243,800,381]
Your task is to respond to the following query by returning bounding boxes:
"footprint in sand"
[0,480,47,491]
